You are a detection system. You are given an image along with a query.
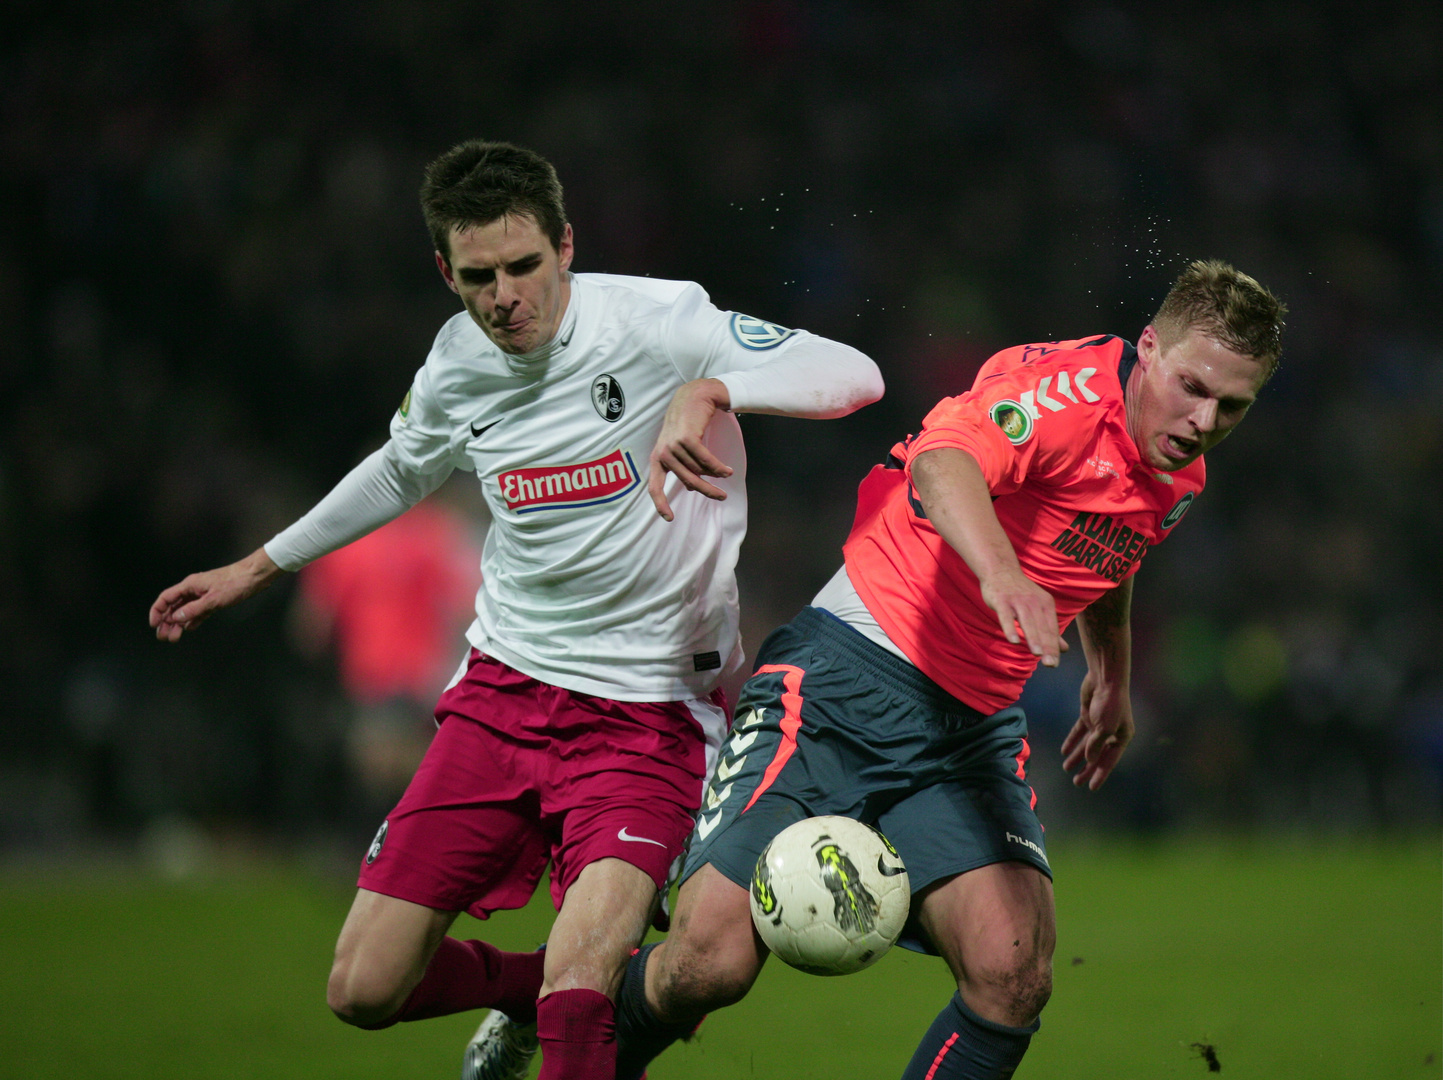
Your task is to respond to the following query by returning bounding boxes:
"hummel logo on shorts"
[618,827,665,846]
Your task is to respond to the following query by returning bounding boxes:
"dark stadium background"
[1,1,1439,863]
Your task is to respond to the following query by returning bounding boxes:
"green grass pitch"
[1,836,1437,1079]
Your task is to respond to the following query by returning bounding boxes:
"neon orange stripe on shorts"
[741,664,805,813]
[1015,737,1037,810]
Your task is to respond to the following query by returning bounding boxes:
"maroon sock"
[389,939,544,1025]
[536,988,616,1080]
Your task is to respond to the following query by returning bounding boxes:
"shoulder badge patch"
[366,820,388,865]
[989,399,1034,445]
[1161,491,1195,530]
[730,313,797,351]
[592,374,625,422]
[398,388,412,420]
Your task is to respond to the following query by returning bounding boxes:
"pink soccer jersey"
[844,335,1206,714]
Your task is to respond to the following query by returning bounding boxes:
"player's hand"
[648,378,735,522]
[148,548,285,642]
[978,569,1067,667]
[1060,669,1134,790]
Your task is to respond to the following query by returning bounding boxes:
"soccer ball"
[749,815,910,976]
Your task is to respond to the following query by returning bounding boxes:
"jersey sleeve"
[906,361,1094,496]
[265,329,469,572]
[263,441,450,571]
[657,283,883,417]
[388,327,472,477]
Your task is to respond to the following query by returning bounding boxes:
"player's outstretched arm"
[152,442,449,638]
[648,378,735,521]
[149,547,286,642]
[1061,576,1134,790]
[911,448,1066,667]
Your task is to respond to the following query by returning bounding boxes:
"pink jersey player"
[606,260,1286,1080]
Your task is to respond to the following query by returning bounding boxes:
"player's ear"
[436,251,459,294]
[1137,324,1158,367]
[556,223,575,274]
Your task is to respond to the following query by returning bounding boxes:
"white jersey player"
[148,140,883,1080]
[270,271,869,702]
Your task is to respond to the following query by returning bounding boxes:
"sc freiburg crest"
[592,374,625,422]
[366,820,388,865]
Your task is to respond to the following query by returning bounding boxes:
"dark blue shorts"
[682,607,1050,953]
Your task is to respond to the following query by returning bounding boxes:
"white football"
[749,815,910,975]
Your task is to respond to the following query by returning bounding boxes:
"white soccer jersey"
[268,272,882,701]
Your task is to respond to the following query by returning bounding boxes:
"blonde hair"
[1154,260,1287,379]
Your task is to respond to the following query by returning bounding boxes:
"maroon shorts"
[357,649,728,919]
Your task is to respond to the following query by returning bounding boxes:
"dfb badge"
[730,313,797,351]
[592,375,625,422]
[989,399,1034,445]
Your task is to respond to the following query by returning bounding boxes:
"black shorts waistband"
[789,606,987,723]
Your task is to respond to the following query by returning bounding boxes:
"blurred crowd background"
[2,0,1439,868]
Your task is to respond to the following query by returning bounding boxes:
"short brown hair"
[420,140,568,261]
[1153,260,1287,379]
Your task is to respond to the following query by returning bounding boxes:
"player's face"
[1127,324,1265,471]
[437,214,574,355]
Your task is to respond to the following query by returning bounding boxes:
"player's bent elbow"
[805,345,884,417]
[837,357,885,415]
[862,362,886,406]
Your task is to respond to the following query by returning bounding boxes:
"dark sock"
[899,991,1038,1080]
[371,939,544,1028]
[536,988,616,1080]
[615,943,703,1080]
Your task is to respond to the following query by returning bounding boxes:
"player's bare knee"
[539,951,629,999]
[655,944,756,1016]
[1006,956,1052,1021]
[325,958,405,1028]
[650,919,759,1018]
[328,989,403,1028]
[965,951,1053,1026]
[645,865,762,1020]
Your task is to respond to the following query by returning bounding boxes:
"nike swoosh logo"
[559,326,574,347]
[470,418,502,439]
[877,854,907,878]
[617,827,665,847]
